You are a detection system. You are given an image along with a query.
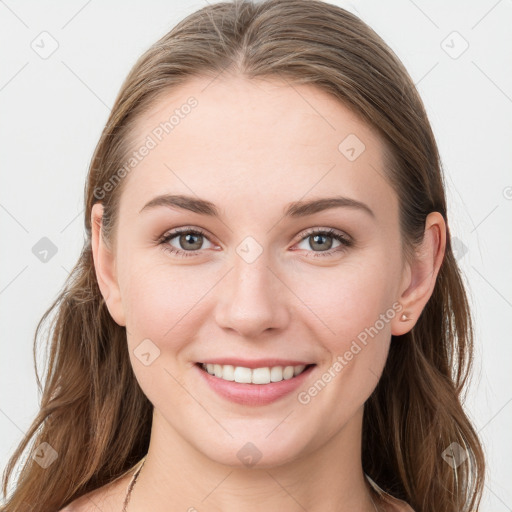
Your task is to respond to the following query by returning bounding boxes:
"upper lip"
[198,358,315,369]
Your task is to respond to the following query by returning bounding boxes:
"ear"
[391,211,446,336]
[90,203,126,327]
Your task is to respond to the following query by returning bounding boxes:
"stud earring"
[400,313,409,321]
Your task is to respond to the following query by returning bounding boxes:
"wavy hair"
[1,1,484,511]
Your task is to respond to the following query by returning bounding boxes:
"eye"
[157,226,353,259]
[158,227,215,257]
[294,227,352,258]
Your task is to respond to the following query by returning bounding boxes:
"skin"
[83,75,445,512]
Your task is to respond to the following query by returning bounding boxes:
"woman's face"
[93,75,413,468]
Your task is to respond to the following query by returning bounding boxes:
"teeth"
[201,363,308,384]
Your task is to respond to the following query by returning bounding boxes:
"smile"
[198,362,314,384]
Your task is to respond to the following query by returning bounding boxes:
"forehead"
[118,74,397,223]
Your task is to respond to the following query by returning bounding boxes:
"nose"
[214,245,291,338]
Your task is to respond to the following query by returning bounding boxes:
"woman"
[1,0,485,511]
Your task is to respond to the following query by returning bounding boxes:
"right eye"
[159,227,215,257]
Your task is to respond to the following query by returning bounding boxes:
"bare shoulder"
[378,494,416,512]
[57,472,131,512]
[57,491,105,512]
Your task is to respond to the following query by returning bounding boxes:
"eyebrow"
[139,194,375,218]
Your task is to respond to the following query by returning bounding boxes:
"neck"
[127,407,377,512]
[129,410,375,512]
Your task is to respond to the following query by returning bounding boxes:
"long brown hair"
[1,1,485,510]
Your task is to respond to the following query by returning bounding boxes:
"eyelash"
[157,226,353,259]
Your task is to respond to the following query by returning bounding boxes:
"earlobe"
[391,212,446,336]
[90,203,126,327]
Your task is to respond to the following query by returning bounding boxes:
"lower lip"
[194,363,316,406]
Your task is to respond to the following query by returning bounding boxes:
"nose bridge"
[232,235,273,293]
[214,234,289,336]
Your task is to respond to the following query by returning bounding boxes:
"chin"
[195,431,309,470]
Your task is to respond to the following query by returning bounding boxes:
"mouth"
[195,361,317,406]
[196,362,316,385]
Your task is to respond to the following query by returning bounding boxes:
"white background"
[1,0,511,509]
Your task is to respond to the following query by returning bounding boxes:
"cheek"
[119,256,213,402]
[122,261,211,338]
[116,249,191,342]
[291,251,402,409]
[122,263,172,336]
[292,260,399,423]
[292,255,398,346]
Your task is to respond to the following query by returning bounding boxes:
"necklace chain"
[121,458,381,512]
[121,457,146,512]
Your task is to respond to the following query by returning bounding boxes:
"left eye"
[292,228,352,257]
[295,229,347,253]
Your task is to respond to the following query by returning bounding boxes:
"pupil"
[182,233,202,249]
[312,234,332,251]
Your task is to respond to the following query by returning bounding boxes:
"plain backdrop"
[1,0,511,509]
